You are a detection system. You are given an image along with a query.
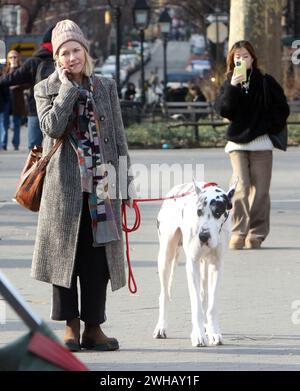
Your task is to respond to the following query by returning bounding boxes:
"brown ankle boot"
[81,325,119,351]
[64,318,81,351]
[245,237,262,249]
[229,236,245,250]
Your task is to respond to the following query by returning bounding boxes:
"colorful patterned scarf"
[74,77,120,246]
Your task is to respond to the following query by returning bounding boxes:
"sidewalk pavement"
[0,127,300,371]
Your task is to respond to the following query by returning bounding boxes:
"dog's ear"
[192,177,202,196]
[226,177,238,210]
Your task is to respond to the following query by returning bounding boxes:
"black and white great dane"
[153,180,236,347]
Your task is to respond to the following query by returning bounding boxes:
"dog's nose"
[199,231,211,243]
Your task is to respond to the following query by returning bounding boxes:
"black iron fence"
[120,99,300,141]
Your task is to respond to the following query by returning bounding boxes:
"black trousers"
[51,193,110,325]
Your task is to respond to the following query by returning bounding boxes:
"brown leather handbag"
[15,122,74,212]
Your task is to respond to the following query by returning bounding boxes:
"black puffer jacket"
[215,68,290,143]
[0,47,54,116]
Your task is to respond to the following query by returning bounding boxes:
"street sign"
[10,42,38,57]
[206,14,228,24]
[5,34,43,58]
[206,22,228,44]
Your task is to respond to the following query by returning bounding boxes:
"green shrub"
[125,122,227,148]
[288,125,300,145]
[124,122,300,148]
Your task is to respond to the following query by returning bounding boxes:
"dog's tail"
[168,247,181,301]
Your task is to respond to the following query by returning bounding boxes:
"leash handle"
[121,201,140,294]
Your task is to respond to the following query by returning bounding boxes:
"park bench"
[120,100,143,127]
[165,100,300,141]
[287,100,300,124]
[165,101,228,141]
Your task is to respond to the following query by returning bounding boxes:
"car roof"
[102,64,115,69]
[191,59,210,65]
[168,70,199,75]
[121,48,138,54]
[167,71,200,83]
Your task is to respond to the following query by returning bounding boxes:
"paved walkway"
[0,129,300,370]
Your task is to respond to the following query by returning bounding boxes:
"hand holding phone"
[56,61,72,85]
[233,59,247,83]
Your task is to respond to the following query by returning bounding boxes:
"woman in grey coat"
[32,20,134,351]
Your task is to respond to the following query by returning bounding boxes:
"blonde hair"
[5,50,21,74]
[83,48,95,77]
[55,44,95,77]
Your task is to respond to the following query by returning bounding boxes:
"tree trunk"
[229,0,283,82]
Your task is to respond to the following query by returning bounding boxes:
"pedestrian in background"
[186,83,206,103]
[185,83,207,121]
[148,68,159,88]
[0,50,27,150]
[215,40,289,250]
[32,19,134,352]
[0,25,55,150]
[0,73,9,151]
[124,81,136,101]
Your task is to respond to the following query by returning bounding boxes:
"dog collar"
[202,182,218,189]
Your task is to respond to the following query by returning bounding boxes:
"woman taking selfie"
[215,40,289,250]
[32,20,134,351]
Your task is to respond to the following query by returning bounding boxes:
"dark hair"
[226,40,258,78]
[189,83,202,95]
[42,24,55,43]
[127,82,135,90]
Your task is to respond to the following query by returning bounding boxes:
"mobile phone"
[234,59,247,82]
[56,61,72,79]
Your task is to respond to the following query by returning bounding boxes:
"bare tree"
[0,0,137,62]
[0,0,79,33]
[155,0,229,35]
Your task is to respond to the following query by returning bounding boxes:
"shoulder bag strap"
[37,121,75,170]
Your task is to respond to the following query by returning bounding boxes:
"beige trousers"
[229,150,273,242]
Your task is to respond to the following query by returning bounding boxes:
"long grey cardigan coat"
[32,70,133,291]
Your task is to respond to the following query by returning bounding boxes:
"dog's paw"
[153,325,167,339]
[207,332,223,346]
[190,329,208,347]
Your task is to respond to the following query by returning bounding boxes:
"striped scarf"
[74,77,120,246]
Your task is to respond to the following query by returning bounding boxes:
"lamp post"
[107,0,127,96]
[133,0,150,106]
[158,8,171,102]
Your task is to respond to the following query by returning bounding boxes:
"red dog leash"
[121,182,218,294]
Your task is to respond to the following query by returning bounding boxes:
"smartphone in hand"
[234,59,247,82]
[56,61,72,80]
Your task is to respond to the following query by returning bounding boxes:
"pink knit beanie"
[51,19,89,57]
